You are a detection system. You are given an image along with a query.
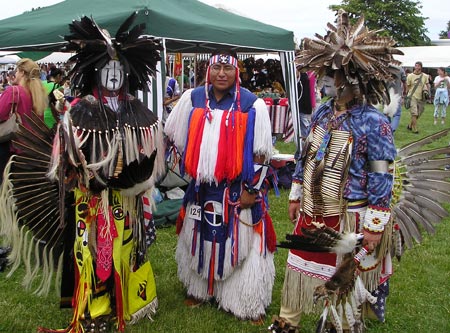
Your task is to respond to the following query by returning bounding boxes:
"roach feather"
[115,12,138,41]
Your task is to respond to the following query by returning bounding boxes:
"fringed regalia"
[274,9,450,332]
[0,92,165,333]
[281,101,397,323]
[0,12,165,333]
[57,94,164,332]
[164,86,276,321]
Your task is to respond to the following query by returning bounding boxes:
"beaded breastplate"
[302,124,353,218]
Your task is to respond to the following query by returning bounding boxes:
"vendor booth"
[0,0,301,147]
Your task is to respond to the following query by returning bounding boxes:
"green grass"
[1,103,449,332]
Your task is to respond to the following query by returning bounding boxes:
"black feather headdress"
[297,9,404,106]
[63,12,163,95]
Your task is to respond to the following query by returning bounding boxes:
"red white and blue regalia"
[164,64,276,320]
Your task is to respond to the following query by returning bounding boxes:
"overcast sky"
[2,0,449,41]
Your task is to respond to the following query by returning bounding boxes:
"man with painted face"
[0,14,165,333]
[53,16,166,332]
[100,59,125,95]
[269,10,400,333]
[164,49,276,322]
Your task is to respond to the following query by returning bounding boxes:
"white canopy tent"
[397,46,450,68]
[0,55,20,64]
[36,52,74,64]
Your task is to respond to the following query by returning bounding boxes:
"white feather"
[333,232,360,254]
[383,87,401,118]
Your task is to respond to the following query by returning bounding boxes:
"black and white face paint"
[100,60,124,91]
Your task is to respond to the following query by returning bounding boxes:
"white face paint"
[100,60,124,91]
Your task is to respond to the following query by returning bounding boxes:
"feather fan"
[278,129,450,297]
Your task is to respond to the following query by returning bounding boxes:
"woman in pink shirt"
[0,58,47,181]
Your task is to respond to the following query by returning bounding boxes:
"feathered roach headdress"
[296,9,403,107]
[63,12,163,95]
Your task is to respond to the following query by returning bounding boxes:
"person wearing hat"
[165,48,276,322]
[269,10,400,332]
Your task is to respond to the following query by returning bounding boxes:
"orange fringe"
[215,111,248,182]
[184,108,206,178]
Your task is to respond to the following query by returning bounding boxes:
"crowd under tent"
[0,0,301,147]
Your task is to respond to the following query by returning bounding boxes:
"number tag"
[188,204,202,221]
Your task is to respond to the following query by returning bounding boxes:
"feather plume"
[404,169,450,181]
[296,9,403,106]
[404,193,449,218]
[278,226,362,254]
[407,179,450,193]
[316,305,329,333]
[63,12,162,95]
[406,157,450,172]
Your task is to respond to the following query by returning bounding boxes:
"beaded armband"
[363,205,390,233]
[289,181,303,202]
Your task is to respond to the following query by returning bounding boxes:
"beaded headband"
[209,54,238,67]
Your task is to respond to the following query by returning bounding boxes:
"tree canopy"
[329,0,431,46]
[438,20,450,39]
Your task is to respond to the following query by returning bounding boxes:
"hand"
[240,190,258,209]
[288,201,300,223]
[362,229,383,252]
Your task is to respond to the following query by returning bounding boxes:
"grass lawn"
[0,102,449,332]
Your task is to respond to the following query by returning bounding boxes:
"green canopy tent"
[0,0,294,52]
[0,0,300,145]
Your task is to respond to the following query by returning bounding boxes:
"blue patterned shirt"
[293,100,396,208]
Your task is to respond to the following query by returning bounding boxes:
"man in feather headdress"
[269,9,402,333]
[0,12,165,333]
[164,49,277,322]
[51,13,166,333]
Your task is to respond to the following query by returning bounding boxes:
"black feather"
[115,12,139,42]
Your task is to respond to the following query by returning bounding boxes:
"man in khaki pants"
[406,61,430,133]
